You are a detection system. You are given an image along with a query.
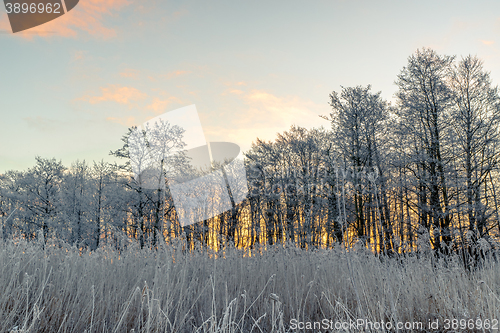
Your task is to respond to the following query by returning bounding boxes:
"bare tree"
[448,55,500,237]
[326,85,393,252]
[395,48,455,254]
[60,160,91,245]
[110,120,190,248]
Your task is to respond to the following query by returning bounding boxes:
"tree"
[88,160,118,250]
[20,157,65,241]
[448,55,500,238]
[326,85,393,252]
[0,171,22,240]
[395,48,455,253]
[110,119,191,248]
[245,126,337,248]
[59,160,91,245]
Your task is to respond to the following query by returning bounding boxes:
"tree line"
[1,48,500,258]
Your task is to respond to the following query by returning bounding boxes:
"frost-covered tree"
[59,160,91,245]
[18,157,65,241]
[326,85,393,252]
[245,126,337,248]
[110,120,191,248]
[395,48,455,253]
[448,55,500,237]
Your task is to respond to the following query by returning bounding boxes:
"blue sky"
[1,0,500,172]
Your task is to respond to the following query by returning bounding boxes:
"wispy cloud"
[146,96,183,114]
[80,85,147,104]
[481,40,495,45]
[223,81,247,87]
[152,70,191,81]
[172,8,189,20]
[0,0,131,38]
[71,50,87,61]
[0,13,11,33]
[120,69,141,79]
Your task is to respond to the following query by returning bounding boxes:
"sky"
[1,0,500,173]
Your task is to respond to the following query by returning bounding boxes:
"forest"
[2,48,500,261]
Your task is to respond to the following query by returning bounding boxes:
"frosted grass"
[1,236,499,332]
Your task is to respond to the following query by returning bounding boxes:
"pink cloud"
[223,81,247,87]
[481,40,495,45]
[72,50,86,61]
[146,97,183,114]
[120,69,141,79]
[172,8,189,20]
[0,13,11,32]
[158,70,192,80]
[246,90,281,103]
[0,0,131,38]
[81,85,147,105]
